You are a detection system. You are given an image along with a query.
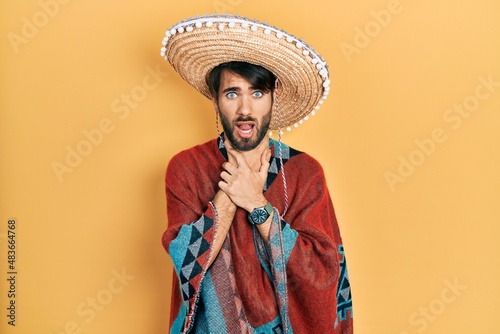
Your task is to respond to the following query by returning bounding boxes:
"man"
[161,15,353,333]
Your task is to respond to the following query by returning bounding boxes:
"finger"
[259,149,271,173]
[220,170,232,183]
[222,162,238,175]
[218,180,228,192]
[265,148,272,162]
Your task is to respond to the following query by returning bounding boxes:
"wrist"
[244,196,268,213]
[214,190,237,212]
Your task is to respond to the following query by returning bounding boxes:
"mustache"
[234,116,257,123]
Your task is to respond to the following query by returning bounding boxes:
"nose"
[237,95,252,116]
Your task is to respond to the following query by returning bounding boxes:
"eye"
[226,92,237,99]
[253,91,263,98]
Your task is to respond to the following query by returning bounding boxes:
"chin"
[232,137,259,151]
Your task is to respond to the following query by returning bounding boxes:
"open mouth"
[236,122,255,139]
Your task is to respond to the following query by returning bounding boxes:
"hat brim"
[161,16,330,131]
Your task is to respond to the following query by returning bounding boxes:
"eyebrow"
[221,86,241,94]
[221,86,262,94]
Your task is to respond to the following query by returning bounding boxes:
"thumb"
[226,147,238,166]
[225,140,238,165]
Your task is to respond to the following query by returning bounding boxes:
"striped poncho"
[162,136,353,333]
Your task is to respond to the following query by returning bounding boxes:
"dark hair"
[206,61,276,99]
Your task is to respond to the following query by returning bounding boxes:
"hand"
[218,140,271,212]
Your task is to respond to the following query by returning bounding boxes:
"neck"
[238,135,270,170]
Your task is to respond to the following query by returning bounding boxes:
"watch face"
[249,208,269,224]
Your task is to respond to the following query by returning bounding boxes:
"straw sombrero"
[160,15,330,131]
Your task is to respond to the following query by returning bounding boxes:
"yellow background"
[1,0,499,333]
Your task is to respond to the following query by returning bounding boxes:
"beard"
[219,109,272,152]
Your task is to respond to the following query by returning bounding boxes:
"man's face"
[212,70,272,152]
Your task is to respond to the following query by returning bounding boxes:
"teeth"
[237,124,253,134]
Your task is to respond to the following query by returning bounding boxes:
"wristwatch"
[248,202,273,225]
